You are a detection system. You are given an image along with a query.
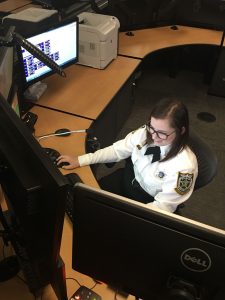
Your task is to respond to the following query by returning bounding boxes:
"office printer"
[78,12,120,69]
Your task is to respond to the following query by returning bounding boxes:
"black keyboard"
[64,173,83,223]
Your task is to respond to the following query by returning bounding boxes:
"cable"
[89,280,98,290]
[66,276,100,290]
[66,277,82,287]
[36,129,88,141]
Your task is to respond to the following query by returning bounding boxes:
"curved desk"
[119,25,223,59]
[32,56,140,120]
[2,25,224,300]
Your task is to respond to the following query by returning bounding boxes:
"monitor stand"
[23,81,48,101]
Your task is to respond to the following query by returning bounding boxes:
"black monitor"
[175,0,225,31]
[0,92,69,299]
[72,183,225,300]
[16,17,78,89]
[34,0,79,10]
[0,27,14,103]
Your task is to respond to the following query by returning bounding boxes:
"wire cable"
[36,129,87,141]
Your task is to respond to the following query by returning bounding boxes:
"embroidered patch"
[175,172,194,195]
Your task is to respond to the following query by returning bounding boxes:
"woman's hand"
[56,155,80,170]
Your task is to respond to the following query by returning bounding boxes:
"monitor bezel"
[72,183,225,299]
[16,17,79,89]
[0,91,69,295]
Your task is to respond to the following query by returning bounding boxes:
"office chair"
[176,130,218,214]
[188,130,218,190]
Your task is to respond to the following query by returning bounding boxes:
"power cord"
[66,277,100,290]
[66,277,101,299]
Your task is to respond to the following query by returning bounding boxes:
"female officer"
[57,98,198,213]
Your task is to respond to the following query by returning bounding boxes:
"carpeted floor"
[96,64,225,230]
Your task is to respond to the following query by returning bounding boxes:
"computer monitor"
[0,92,69,299]
[0,27,14,102]
[175,0,225,31]
[16,17,78,88]
[34,0,79,10]
[72,183,225,300]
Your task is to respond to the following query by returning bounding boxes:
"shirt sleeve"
[78,128,144,167]
[147,167,197,213]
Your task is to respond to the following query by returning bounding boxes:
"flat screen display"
[72,183,225,300]
[18,18,78,86]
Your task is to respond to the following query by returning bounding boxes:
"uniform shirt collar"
[158,144,171,158]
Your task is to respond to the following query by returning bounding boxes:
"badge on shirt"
[175,172,194,195]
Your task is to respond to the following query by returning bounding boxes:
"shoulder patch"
[175,172,194,195]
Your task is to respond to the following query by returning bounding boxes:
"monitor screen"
[0,28,14,102]
[17,17,78,87]
[0,92,69,298]
[72,183,225,300]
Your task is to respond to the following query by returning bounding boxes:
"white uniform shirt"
[78,125,198,213]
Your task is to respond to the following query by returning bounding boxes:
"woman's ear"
[181,126,186,135]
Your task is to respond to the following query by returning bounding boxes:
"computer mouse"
[57,161,70,168]
[54,128,71,136]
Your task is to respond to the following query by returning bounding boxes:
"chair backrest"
[188,131,218,190]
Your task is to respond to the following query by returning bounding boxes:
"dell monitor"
[16,17,78,88]
[0,92,69,299]
[72,183,225,300]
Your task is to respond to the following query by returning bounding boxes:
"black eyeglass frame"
[146,124,176,140]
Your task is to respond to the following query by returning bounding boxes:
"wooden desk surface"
[0,0,31,12]
[35,56,140,119]
[119,25,223,59]
[31,106,99,188]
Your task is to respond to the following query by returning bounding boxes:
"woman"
[57,98,198,213]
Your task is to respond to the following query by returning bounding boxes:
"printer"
[78,12,120,69]
[2,7,59,36]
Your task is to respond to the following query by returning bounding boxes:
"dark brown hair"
[147,98,189,162]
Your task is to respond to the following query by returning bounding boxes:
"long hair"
[147,98,189,162]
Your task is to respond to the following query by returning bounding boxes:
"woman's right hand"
[56,155,80,170]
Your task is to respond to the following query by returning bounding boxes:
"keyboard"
[44,147,60,166]
[64,173,83,223]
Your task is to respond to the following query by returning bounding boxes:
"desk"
[119,25,223,59]
[33,56,140,119]
[0,0,31,12]
[30,106,98,187]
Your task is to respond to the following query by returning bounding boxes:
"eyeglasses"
[146,124,176,140]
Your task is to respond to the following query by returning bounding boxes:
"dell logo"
[181,248,211,272]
